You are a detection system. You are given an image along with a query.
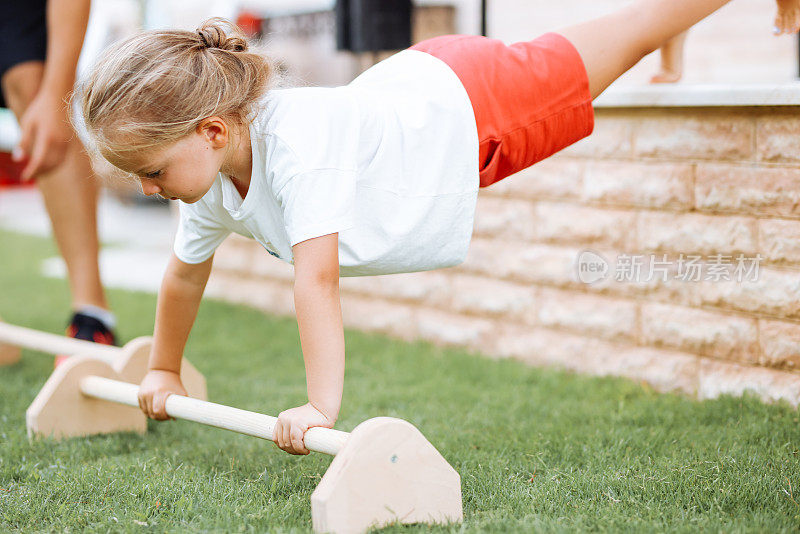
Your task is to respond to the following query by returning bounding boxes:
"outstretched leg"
[555,0,732,99]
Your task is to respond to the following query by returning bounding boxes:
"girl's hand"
[137,369,187,420]
[273,402,335,455]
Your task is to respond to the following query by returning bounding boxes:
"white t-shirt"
[173,49,479,277]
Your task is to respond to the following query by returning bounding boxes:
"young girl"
[77,0,798,456]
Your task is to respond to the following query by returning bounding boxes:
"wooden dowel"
[0,322,118,360]
[79,376,349,456]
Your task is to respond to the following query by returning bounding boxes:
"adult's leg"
[2,61,108,311]
[555,0,732,99]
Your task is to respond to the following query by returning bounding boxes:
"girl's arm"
[273,232,344,455]
[137,253,214,420]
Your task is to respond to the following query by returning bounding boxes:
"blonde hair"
[76,18,272,162]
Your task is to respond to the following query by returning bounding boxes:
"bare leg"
[650,31,688,84]
[555,0,732,99]
[2,61,108,311]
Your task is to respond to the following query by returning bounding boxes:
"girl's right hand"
[137,369,187,420]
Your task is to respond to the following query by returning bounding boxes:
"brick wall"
[206,89,800,407]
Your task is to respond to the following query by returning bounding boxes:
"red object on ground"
[236,11,262,38]
[0,151,30,188]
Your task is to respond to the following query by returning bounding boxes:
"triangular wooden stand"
[24,360,463,533]
[26,356,146,440]
[0,339,20,365]
[0,315,21,365]
[311,417,463,534]
[114,336,207,400]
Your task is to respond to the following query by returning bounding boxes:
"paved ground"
[0,186,175,294]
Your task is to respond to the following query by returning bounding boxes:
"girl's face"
[108,119,231,204]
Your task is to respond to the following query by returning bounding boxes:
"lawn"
[0,229,799,533]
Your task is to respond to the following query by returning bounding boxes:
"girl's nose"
[140,178,161,197]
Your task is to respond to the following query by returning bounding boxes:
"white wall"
[487,0,798,84]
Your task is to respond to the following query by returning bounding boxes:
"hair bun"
[196,18,248,52]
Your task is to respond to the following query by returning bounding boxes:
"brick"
[485,157,584,201]
[459,238,579,287]
[522,247,706,308]
[537,287,638,342]
[698,359,800,406]
[612,269,704,307]
[582,249,686,299]
[493,325,699,395]
[491,324,600,369]
[444,274,537,323]
[339,271,451,304]
[697,266,800,319]
[205,274,295,317]
[212,238,256,274]
[472,196,538,241]
[560,115,633,158]
[599,252,785,318]
[461,240,704,307]
[535,202,636,249]
[641,303,759,363]
[633,115,753,161]
[696,164,800,218]
[463,242,695,304]
[637,212,758,256]
[250,250,295,281]
[756,116,800,164]
[414,308,496,348]
[339,296,417,341]
[458,237,518,280]
[758,319,800,369]
[583,161,694,209]
[507,243,587,287]
[585,345,700,396]
[758,219,800,265]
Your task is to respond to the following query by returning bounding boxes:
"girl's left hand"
[273,402,335,455]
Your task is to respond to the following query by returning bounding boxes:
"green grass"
[0,229,799,533]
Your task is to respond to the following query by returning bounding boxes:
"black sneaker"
[54,312,118,367]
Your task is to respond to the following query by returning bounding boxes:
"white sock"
[76,305,117,330]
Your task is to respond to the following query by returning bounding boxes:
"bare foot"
[775,0,800,34]
[650,70,682,84]
[649,31,688,85]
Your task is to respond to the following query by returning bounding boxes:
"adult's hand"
[13,91,74,181]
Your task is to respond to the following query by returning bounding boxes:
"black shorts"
[0,0,48,109]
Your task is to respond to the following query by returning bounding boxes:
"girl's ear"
[197,116,229,148]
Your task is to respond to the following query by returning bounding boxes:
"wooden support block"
[0,316,208,400]
[113,336,208,400]
[0,340,21,365]
[0,314,21,365]
[26,356,146,440]
[24,366,462,532]
[311,417,463,534]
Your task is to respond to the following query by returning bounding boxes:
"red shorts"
[411,33,595,188]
